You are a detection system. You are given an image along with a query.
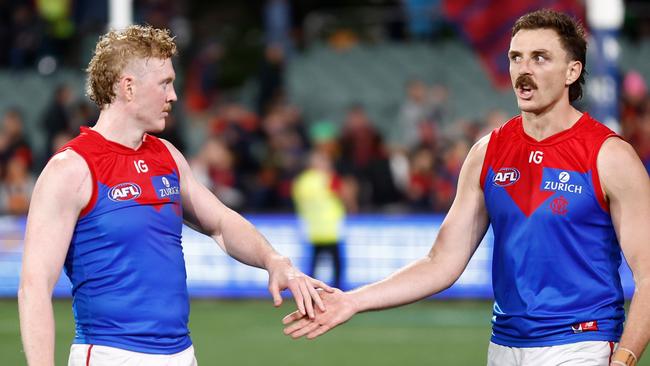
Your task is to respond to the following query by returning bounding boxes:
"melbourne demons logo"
[108,182,142,202]
[550,196,568,215]
[492,168,520,187]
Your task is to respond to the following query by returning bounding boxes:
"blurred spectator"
[0,0,12,66]
[308,120,339,162]
[308,120,358,213]
[252,103,309,210]
[209,102,261,178]
[135,0,175,29]
[10,3,44,68]
[402,0,443,40]
[435,138,470,211]
[292,150,345,288]
[264,0,293,55]
[338,104,402,210]
[327,29,359,51]
[636,111,650,174]
[155,112,186,153]
[256,44,286,115]
[191,137,244,209]
[395,82,451,150]
[429,83,450,127]
[68,100,98,132]
[478,108,509,139]
[619,70,650,174]
[406,147,437,210]
[42,84,73,156]
[35,0,75,65]
[620,70,648,141]
[0,108,32,175]
[394,79,434,150]
[184,41,223,113]
[0,152,34,215]
[50,130,73,155]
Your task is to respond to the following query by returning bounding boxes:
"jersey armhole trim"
[590,134,620,213]
[480,130,498,190]
[156,138,182,184]
[60,147,98,218]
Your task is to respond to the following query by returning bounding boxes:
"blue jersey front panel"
[480,114,625,347]
[62,128,191,354]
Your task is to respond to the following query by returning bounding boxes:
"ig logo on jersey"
[108,182,142,202]
[493,167,520,187]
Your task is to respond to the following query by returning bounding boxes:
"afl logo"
[108,182,142,202]
[493,168,520,187]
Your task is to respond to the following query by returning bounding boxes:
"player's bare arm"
[18,150,91,366]
[161,140,333,318]
[283,135,491,339]
[598,137,650,364]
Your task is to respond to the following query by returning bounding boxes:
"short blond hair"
[86,25,177,108]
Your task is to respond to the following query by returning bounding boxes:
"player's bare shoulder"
[598,137,639,170]
[159,139,185,166]
[464,134,491,174]
[471,134,491,159]
[33,149,92,209]
[597,136,649,196]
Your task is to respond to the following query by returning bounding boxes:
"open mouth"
[515,76,537,100]
[517,85,534,99]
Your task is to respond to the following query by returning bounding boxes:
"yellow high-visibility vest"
[292,169,345,244]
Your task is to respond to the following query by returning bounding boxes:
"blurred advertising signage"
[0,215,634,299]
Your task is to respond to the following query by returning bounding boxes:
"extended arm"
[599,138,650,364]
[284,136,491,339]
[162,140,332,318]
[18,151,91,366]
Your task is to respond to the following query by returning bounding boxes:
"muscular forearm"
[617,278,650,361]
[216,208,281,269]
[18,285,56,366]
[350,253,462,313]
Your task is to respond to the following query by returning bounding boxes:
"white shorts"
[68,344,198,366]
[487,341,615,366]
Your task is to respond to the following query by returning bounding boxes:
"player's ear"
[565,60,582,86]
[116,75,135,102]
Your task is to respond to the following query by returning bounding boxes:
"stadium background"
[0,0,649,364]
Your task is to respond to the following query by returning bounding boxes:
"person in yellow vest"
[292,150,345,289]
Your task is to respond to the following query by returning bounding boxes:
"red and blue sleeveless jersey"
[61,127,190,354]
[480,113,625,347]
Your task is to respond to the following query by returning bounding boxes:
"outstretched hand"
[283,288,357,339]
[266,256,334,319]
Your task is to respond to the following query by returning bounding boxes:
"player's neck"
[93,107,145,150]
[521,103,582,141]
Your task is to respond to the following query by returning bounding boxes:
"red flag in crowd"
[443,0,585,88]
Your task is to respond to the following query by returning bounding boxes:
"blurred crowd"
[1,0,650,216]
[621,70,650,173]
[5,68,650,217]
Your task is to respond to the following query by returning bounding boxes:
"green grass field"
[1,299,646,365]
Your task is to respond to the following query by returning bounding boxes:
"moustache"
[515,75,538,90]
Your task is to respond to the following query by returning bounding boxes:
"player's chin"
[158,115,169,128]
[148,120,167,134]
[517,100,541,113]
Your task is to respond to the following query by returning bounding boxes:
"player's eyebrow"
[508,50,521,58]
[531,49,551,56]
